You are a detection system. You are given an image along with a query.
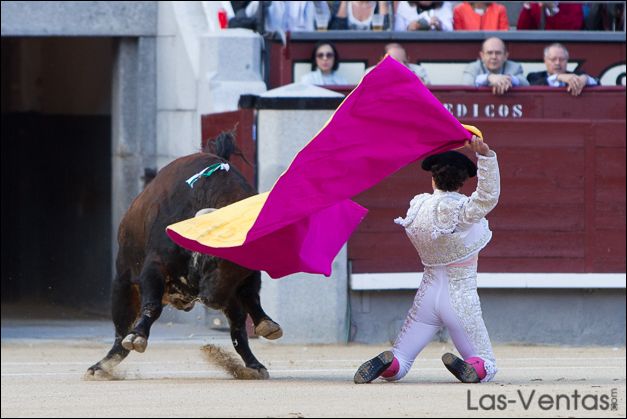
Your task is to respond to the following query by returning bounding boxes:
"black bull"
[86,142,282,380]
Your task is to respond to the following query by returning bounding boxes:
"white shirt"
[546,73,598,87]
[346,1,374,30]
[475,73,521,87]
[300,69,348,85]
[394,1,453,31]
[247,1,330,32]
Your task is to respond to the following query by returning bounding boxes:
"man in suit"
[527,43,598,96]
[462,37,529,95]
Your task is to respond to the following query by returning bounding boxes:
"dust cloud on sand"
[201,344,269,380]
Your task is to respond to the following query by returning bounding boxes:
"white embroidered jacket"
[395,151,500,266]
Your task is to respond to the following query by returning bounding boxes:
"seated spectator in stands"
[462,37,528,95]
[244,1,330,32]
[228,1,258,31]
[517,2,583,30]
[300,42,348,85]
[365,43,431,84]
[584,2,625,31]
[329,1,390,30]
[395,1,454,31]
[386,43,431,84]
[527,43,597,96]
[453,2,509,30]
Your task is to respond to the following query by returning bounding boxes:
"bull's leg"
[224,298,269,378]
[85,270,139,379]
[121,255,165,353]
[237,271,283,340]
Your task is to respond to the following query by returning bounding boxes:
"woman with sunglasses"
[300,42,348,85]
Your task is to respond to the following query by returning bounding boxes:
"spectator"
[462,37,528,95]
[395,1,454,31]
[453,2,509,30]
[527,43,597,96]
[228,1,257,30]
[329,1,390,30]
[365,43,431,84]
[517,2,584,30]
[584,2,625,31]
[244,1,330,32]
[388,43,431,84]
[300,42,348,85]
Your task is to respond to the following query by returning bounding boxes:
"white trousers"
[387,262,497,382]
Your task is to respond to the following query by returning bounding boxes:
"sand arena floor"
[1,313,625,418]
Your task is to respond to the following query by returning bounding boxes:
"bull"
[85,133,282,380]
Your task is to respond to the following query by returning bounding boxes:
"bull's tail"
[204,129,252,167]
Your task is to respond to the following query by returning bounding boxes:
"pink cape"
[167,56,471,278]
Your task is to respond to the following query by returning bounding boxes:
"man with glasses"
[462,37,529,95]
[527,43,598,96]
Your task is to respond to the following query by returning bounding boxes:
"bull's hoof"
[84,367,114,381]
[255,319,283,340]
[121,333,148,353]
[235,366,270,380]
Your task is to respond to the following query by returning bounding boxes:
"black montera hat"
[421,151,477,178]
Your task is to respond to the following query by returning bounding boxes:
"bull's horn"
[195,208,217,217]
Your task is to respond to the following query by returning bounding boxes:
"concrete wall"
[350,289,627,346]
[155,1,202,169]
[255,89,350,343]
[1,1,157,36]
[111,38,153,255]
[155,2,266,169]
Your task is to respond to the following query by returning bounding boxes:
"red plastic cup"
[218,9,228,29]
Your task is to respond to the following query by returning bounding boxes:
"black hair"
[421,151,477,192]
[311,42,340,72]
[409,1,444,11]
[430,164,470,192]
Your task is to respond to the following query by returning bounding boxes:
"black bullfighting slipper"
[354,351,395,384]
[441,352,480,383]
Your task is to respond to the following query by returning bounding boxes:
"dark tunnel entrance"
[2,37,114,312]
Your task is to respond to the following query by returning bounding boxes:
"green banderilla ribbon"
[185,163,230,188]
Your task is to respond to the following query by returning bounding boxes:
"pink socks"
[381,357,400,378]
[465,357,487,380]
[379,356,486,381]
